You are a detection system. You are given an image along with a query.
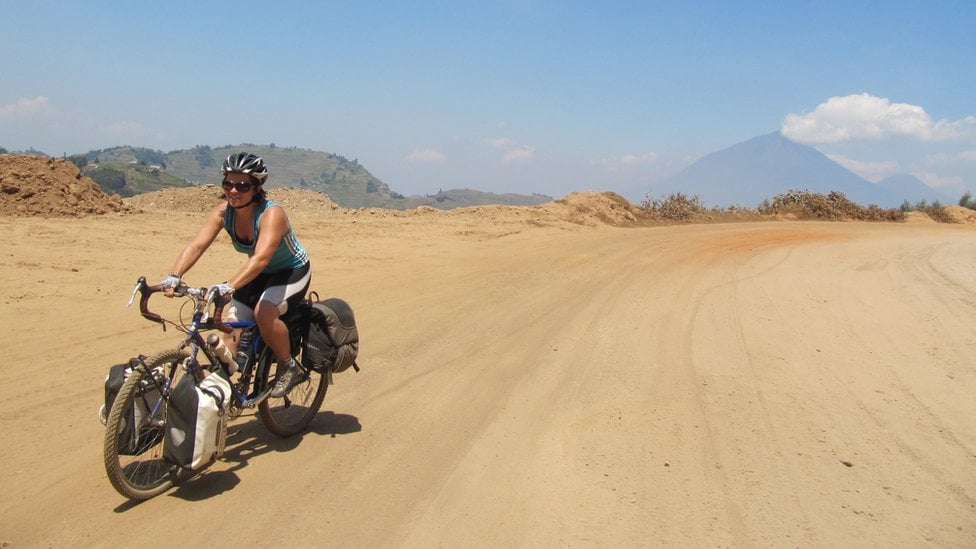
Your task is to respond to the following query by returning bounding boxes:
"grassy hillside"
[80,161,192,197]
[82,144,551,209]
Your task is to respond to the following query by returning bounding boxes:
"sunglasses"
[222,180,256,193]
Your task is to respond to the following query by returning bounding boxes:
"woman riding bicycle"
[160,152,310,398]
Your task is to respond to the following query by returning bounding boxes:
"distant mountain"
[876,173,954,206]
[649,132,904,208]
[78,144,550,209]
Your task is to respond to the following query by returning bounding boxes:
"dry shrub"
[921,205,954,223]
[639,193,709,222]
[758,189,905,221]
[861,204,905,222]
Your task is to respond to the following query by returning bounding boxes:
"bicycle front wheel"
[257,347,327,437]
[103,348,189,500]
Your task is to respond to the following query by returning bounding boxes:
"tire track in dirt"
[4,216,976,547]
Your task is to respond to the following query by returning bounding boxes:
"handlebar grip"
[211,300,233,334]
[137,277,166,327]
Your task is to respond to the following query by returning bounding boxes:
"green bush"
[900,198,955,223]
[959,192,976,211]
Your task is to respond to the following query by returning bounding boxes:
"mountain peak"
[650,132,901,208]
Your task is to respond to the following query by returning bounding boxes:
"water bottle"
[207,334,236,373]
[235,328,253,372]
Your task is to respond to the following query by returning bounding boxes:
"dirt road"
[1,210,974,547]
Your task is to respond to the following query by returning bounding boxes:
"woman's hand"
[161,273,181,297]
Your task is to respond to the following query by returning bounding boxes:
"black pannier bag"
[100,356,164,455]
[163,370,231,470]
[302,297,360,381]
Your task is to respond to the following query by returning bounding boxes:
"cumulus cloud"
[483,137,535,162]
[824,153,901,182]
[926,149,976,165]
[405,148,447,163]
[0,96,52,118]
[782,93,976,143]
[914,171,966,192]
[502,145,536,162]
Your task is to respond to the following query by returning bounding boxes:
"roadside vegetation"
[958,192,976,211]
[640,188,972,223]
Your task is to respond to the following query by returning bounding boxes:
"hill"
[81,144,551,209]
[649,132,904,208]
[80,161,192,197]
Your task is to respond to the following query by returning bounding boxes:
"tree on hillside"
[960,192,976,210]
[67,154,88,169]
[86,166,127,193]
[194,145,215,168]
[131,147,166,166]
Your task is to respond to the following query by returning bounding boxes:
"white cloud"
[926,149,976,165]
[0,96,52,119]
[483,137,535,162]
[914,171,966,193]
[405,148,447,164]
[782,93,976,143]
[592,152,658,171]
[825,153,901,182]
[502,145,535,162]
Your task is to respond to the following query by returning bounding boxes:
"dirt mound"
[0,154,127,216]
[125,185,340,214]
[539,191,651,227]
[396,190,652,229]
[944,205,976,224]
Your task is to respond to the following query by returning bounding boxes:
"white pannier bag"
[163,370,231,470]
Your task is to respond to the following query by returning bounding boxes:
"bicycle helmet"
[221,152,269,183]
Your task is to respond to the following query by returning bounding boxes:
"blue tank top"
[224,200,308,273]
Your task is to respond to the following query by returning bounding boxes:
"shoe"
[270,360,304,398]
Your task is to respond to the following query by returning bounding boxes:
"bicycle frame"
[129,277,275,412]
[223,320,278,410]
[106,276,327,500]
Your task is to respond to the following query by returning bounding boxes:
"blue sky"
[2,1,974,200]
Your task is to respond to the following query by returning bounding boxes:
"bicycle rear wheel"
[103,348,189,500]
[257,346,327,437]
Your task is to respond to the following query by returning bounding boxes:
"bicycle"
[103,276,327,500]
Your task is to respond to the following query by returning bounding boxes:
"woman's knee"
[254,300,282,325]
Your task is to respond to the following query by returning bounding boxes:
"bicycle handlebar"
[129,276,234,333]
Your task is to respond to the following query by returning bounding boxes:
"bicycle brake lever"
[127,278,146,307]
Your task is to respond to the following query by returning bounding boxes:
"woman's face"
[222,172,257,208]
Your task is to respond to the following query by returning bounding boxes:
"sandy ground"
[1,206,974,547]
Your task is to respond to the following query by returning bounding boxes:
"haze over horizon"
[2,1,973,201]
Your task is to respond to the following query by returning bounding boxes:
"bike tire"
[257,346,327,437]
[103,348,189,500]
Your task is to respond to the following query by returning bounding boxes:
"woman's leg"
[258,264,311,397]
[255,299,291,362]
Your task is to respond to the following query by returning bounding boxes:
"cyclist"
[160,152,310,398]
